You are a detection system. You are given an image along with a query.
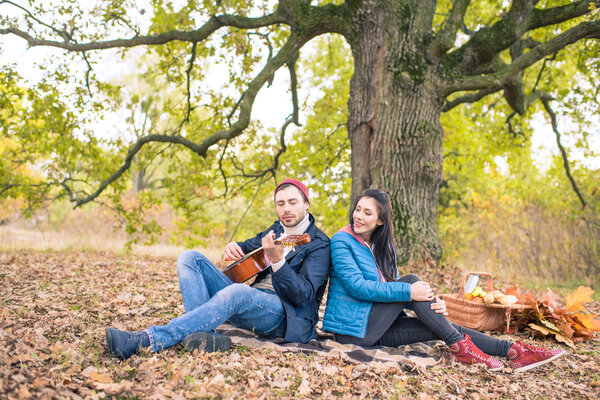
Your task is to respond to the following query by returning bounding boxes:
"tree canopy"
[1,0,598,263]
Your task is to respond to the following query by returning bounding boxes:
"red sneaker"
[449,334,504,371]
[508,341,566,372]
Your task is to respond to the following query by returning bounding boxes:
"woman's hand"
[430,296,448,315]
[411,281,434,301]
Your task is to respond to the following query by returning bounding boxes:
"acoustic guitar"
[223,233,311,283]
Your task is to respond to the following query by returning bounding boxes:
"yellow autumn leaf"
[565,286,594,312]
[529,323,557,335]
[553,332,576,348]
[574,312,600,332]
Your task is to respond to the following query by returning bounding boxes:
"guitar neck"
[242,234,310,260]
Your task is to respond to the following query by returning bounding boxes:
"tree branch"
[107,11,141,37]
[1,10,287,51]
[445,0,540,73]
[227,32,273,125]
[429,0,471,59]
[218,139,231,197]
[504,111,525,139]
[220,52,301,186]
[180,41,197,130]
[81,51,94,97]
[442,87,501,111]
[447,40,549,114]
[540,95,587,209]
[529,0,599,31]
[1,0,72,42]
[531,53,557,94]
[65,30,306,207]
[271,56,301,173]
[442,20,600,96]
[445,0,596,74]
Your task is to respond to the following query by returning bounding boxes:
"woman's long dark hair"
[349,189,397,281]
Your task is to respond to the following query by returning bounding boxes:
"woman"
[322,189,565,372]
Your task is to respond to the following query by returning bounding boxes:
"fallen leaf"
[542,289,558,311]
[565,287,594,312]
[518,293,537,307]
[505,286,522,298]
[95,380,133,394]
[539,319,560,332]
[167,369,182,389]
[80,366,97,378]
[205,374,226,395]
[573,312,600,331]
[555,320,576,339]
[528,323,575,347]
[18,385,31,400]
[321,365,338,376]
[89,371,112,384]
[296,378,312,396]
[553,332,576,348]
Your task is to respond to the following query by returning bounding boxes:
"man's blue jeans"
[146,250,286,351]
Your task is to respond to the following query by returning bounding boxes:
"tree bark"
[346,0,443,265]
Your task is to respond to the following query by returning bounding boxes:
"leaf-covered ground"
[1,250,599,399]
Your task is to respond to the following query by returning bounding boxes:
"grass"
[0,224,225,262]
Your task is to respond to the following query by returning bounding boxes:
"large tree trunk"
[346,0,443,265]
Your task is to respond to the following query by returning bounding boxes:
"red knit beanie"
[274,179,310,204]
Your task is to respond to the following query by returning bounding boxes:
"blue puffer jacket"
[322,226,412,338]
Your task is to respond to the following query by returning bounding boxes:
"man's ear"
[304,202,309,210]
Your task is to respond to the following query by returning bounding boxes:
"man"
[105,179,331,359]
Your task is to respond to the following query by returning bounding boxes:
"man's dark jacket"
[237,213,330,343]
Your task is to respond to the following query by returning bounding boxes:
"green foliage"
[438,57,600,281]
[1,65,119,214]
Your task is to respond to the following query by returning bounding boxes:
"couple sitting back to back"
[106,180,565,372]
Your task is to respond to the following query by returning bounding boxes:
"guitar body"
[222,234,311,283]
[223,249,269,283]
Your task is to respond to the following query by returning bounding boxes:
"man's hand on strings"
[223,242,245,262]
[262,231,284,264]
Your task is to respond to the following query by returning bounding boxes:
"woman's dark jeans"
[334,274,512,357]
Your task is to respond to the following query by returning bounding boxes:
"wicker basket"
[439,271,530,332]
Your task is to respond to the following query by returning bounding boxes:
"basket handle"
[457,271,493,297]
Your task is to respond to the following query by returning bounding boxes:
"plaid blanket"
[216,324,445,371]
